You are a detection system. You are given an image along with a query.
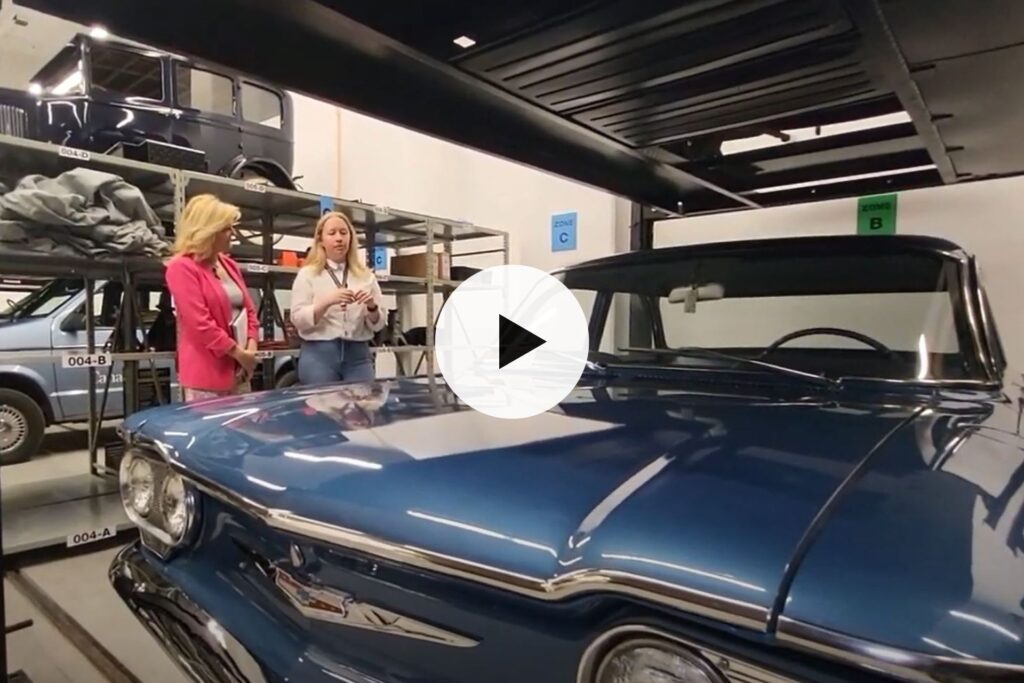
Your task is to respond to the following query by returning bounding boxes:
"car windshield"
[0,279,82,320]
[559,245,983,382]
[33,45,85,96]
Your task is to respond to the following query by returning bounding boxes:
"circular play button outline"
[434,264,590,419]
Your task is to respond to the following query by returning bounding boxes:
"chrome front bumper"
[109,543,271,683]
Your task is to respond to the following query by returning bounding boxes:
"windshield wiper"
[617,346,838,388]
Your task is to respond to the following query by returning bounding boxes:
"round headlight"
[161,473,192,542]
[124,457,155,517]
[596,640,725,683]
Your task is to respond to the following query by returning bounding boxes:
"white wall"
[654,176,1024,367]
[335,107,618,270]
[290,98,619,338]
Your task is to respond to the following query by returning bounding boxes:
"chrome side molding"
[776,617,1024,683]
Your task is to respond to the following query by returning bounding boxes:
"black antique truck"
[0,32,295,186]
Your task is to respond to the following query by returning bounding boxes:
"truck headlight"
[161,473,194,543]
[122,457,155,517]
[596,639,725,683]
[119,448,199,556]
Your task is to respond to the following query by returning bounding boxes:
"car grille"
[0,104,29,138]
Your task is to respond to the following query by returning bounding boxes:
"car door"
[51,282,121,420]
[82,40,177,154]
[238,80,293,176]
[169,61,240,174]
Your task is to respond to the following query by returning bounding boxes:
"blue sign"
[372,247,388,271]
[319,195,333,215]
[551,212,577,252]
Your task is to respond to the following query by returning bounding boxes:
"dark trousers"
[298,339,373,385]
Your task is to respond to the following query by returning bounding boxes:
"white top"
[290,260,386,341]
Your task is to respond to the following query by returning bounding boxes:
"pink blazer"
[164,254,258,391]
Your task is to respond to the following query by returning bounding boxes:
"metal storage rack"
[178,170,510,380]
[0,133,509,557]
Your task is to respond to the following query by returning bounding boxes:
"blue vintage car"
[111,235,1024,683]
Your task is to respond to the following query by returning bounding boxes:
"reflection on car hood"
[127,380,911,614]
[125,377,1024,660]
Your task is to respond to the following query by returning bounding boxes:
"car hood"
[126,378,1024,661]
[128,379,924,622]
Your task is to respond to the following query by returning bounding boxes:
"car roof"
[555,234,966,275]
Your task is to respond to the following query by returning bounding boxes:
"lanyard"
[326,265,348,289]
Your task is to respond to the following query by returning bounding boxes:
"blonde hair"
[173,194,241,260]
[304,211,368,277]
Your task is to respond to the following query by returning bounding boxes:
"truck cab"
[0,33,295,187]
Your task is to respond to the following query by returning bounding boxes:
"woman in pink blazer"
[165,195,259,402]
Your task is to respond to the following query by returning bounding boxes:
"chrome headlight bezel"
[579,627,762,683]
[119,447,200,557]
[121,455,155,517]
[593,637,727,683]
[160,471,196,544]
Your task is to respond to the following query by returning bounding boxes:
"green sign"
[857,194,897,235]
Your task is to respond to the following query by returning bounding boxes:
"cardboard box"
[389,252,451,279]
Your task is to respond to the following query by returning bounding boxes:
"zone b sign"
[857,194,897,235]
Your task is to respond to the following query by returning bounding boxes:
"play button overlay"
[435,265,589,419]
[498,315,545,368]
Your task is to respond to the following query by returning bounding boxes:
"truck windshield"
[560,247,983,382]
[34,45,85,96]
[0,279,82,320]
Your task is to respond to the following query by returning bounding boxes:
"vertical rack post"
[425,222,436,380]
[502,232,510,265]
[84,276,99,468]
[260,210,275,388]
[121,268,139,418]
[442,224,453,307]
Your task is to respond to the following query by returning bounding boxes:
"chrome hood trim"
[130,433,768,631]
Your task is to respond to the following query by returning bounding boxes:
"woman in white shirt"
[291,212,386,384]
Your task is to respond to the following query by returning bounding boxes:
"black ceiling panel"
[24,0,1024,216]
[914,45,1024,179]
[880,0,1024,66]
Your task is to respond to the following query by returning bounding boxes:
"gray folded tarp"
[0,167,169,258]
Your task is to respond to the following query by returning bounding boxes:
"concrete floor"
[3,424,130,555]
[4,422,188,682]
[12,546,190,683]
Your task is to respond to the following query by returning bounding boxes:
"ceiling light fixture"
[722,112,913,156]
[89,25,109,40]
[453,35,476,49]
[27,83,42,96]
[750,164,937,195]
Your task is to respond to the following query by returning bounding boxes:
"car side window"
[175,64,234,117]
[241,82,283,129]
[91,45,164,101]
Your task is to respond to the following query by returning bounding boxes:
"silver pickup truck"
[0,278,296,464]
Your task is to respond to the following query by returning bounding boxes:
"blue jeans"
[298,339,374,385]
